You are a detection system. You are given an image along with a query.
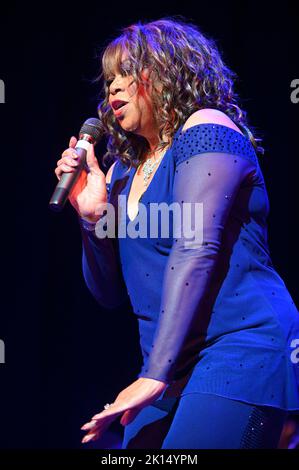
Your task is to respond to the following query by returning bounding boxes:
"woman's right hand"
[55,136,107,222]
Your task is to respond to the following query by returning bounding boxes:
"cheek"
[136,84,154,114]
[127,80,138,98]
[125,77,154,118]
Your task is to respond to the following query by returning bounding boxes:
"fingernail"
[82,434,95,444]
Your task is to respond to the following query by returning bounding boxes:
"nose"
[110,77,124,95]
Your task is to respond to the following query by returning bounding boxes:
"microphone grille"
[79,118,104,143]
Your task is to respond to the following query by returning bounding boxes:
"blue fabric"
[121,392,287,449]
[80,214,129,309]
[83,121,299,411]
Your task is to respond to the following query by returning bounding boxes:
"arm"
[81,161,129,309]
[138,112,258,383]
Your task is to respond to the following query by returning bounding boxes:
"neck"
[141,147,165,166]
[144,137,170,162]
[146,136,160,154]
[143,125,169,155]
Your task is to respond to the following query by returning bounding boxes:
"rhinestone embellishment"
[138,151,166,187]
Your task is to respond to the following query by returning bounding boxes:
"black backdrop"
[0,0,298,449]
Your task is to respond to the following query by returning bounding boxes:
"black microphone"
[49,118,104,212]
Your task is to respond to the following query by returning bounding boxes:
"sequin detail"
[172,123,258,166]
[239,406,286,449]
[240,408,269,448]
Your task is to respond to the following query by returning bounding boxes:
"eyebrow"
[107,59,132,77]
[120,59,131,66]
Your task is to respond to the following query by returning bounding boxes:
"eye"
[120,60,133,75]
[105,78,114,87]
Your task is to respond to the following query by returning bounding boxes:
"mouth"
[111,100,129,114]
[114,103,128,117]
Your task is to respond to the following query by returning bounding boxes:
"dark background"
[0,0,298,449]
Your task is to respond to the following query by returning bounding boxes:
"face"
[107,53,159,144]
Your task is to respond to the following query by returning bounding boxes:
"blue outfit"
[80,122,299,419]
[121,392,287,449]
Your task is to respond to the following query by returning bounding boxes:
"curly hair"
[96,17,264,171]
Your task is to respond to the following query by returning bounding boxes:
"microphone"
[49,118,104,212]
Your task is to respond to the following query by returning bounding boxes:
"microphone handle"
[49,140,90,212]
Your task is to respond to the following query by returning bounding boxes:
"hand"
[80,377,167,444]
[54,136,107,222]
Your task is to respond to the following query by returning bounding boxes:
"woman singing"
[54,18,299,449]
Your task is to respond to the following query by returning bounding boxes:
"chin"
[120,120,140,134]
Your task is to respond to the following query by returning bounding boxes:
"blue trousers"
[122,392,287,449]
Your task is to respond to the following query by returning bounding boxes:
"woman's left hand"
[81,377,167,443]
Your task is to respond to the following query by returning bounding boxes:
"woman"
[54,18,299,449]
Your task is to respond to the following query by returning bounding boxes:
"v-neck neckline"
[126,147,170,223]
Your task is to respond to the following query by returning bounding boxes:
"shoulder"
[182,108,243,136]
[173,108,258,167]
[105,161,118,184]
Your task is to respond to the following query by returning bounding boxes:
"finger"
[84,420,109,440]
[58,156,79,167]
[54,166,70,180]
[92,408,122,420]
[69,136,77,148]
[89,431,101,442]
[82,432,98,444]
[81,420,98,431]
[90,413,121,430]
[86,144,100,172]
[81,417,113,444]
[56,164,76,174]
[61,149,79,159]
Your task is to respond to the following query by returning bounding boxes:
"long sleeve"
[138,123,259,384]
[80,182,129,309]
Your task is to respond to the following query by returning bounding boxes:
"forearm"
[139,238,220,383]
[137,138,256,383]
[80,219,128,309]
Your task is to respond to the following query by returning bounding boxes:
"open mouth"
[112,100,128,111]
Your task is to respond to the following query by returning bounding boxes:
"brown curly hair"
[95,16,264,171]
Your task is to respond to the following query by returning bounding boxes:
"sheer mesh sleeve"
[80,182,129,309]
[138,123,258,384]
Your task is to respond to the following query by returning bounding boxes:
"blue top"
[81,121,299,411]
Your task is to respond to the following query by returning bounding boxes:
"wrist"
[79,208,108,231]
[79,218,96,232]
[80,215,100,224]
[79,205,107,224]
